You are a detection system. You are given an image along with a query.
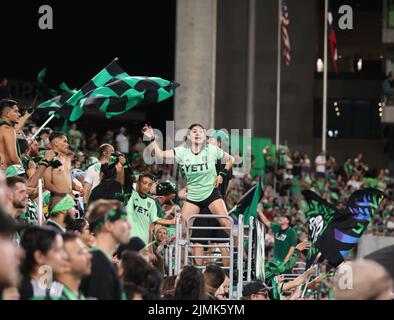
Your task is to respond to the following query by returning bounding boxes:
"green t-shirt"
[271,223,297,263]
[290,177,301,195]
[154,199,165,218]
[126,190,159,245]
[174,143,224,202]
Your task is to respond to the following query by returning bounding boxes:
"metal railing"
[185,214,235,298]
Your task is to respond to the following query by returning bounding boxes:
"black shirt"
[89,179,122,204]
[80,249,123,300]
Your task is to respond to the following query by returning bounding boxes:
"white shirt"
[315,155,326,173]
[84,163,101,189]
[347,179,362,190]
[116,133,129,153]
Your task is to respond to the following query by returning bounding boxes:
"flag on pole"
[53,59,179,121]
[281,0,291,66]
[327,3,338,72]
[36,83,77,113]
[78,76,179,119]
[229,174,264,224]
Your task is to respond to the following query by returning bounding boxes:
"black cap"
[156,181,177,196]
[242,281,271,297]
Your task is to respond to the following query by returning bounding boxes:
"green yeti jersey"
[174,143,224,202]
[126,190,159,245]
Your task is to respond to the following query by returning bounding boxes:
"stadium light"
[317,58,324,72]
[357,58,362,71]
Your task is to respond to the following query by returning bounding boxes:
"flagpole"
[322,0,328,152]
[246,0,256,132]
[37,179,43,226]
[31,114,56,141]
[275,0,282,149]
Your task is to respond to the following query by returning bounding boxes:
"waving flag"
[79,76,179,119]
[229,175,264,224]
[36,83,77,114]
[327,3,338,72]
[281,0,291,66]
[44,59,179,121]
[303,188,386,267]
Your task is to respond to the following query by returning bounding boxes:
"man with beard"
[0,99,22,167]
[6,176,29,220]
[46,194,77,233]
[58,232,92,300]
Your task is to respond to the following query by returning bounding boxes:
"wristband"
[219,168,229,177]
[150,137,156,142]
[39,160,50,168]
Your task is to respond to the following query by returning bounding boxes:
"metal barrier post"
[255,220,265,280]
[174,214,182,274]
[236,214,244,300]
[247,216,255,282]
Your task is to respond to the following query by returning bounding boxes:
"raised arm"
[257,207,271,228]
[15,110,33,134]
[282,267,316,293]
[142,124,175,159]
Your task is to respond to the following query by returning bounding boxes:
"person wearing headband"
[80,199,130,300]
[46,193,77,233]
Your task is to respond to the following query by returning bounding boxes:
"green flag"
[229,174,264,224]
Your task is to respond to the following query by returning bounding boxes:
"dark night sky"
[0,0,176,132]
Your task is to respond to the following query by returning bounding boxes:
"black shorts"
[191,216,229,245]
[186,188,222,209]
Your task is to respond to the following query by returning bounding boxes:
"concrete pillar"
[174,0,217,133]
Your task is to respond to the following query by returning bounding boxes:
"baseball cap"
[242,281,271,297]
[4,165,25,177]
[156,180,177,196]
[209,130,229,145]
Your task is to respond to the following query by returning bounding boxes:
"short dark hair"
[204,264,226,290]
[20,226,60,277]
[138,173,156,182]
[49,131,66,143]
[62,231,79,244]
[188,123,205,131]
[100,163,117,180]
[0,99,18,117]
[39,128,51,137]
[66,218,88,234]
[6,176,26,189]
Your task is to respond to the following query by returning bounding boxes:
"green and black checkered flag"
[56,58,129,121]
[36,83,77,113]
[79,76,179,119]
